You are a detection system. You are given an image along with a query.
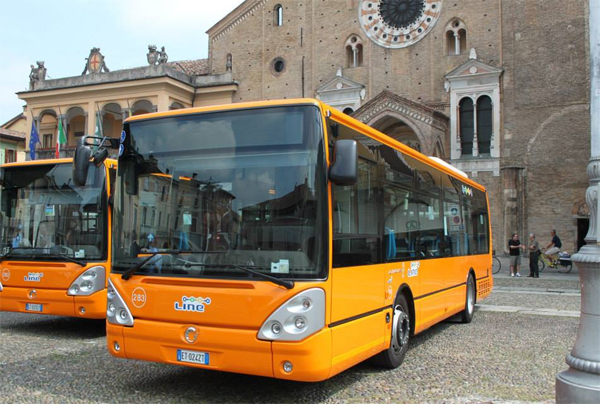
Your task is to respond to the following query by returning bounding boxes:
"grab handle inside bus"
[329,139,358,186]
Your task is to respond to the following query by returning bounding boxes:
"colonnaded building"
[6,0,591,254]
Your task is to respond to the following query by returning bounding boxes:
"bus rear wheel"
[461,274,476,323]
[372,294,411,369]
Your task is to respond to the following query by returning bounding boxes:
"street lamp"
[555,1,600,402]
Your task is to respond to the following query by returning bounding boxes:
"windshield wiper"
[184,263,294,289]
[44,252,87,267]
[0,247,40,263]
[0,247,87,266]
[121,254,158,280]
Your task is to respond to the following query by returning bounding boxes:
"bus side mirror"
[73,138,92,187]
[329,139,357,186]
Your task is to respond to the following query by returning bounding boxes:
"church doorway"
[577,218,589,252]
[370,115,421,153]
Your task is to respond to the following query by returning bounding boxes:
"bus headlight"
[258,288,325,342]
[68,266,106,296]
[106,279,134,326]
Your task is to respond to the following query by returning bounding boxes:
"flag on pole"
[55,118,66,158]
[95,116,102,137]
[29,121,40,160]
[92,114,102,153]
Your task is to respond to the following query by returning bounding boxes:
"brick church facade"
[206,0,591,254]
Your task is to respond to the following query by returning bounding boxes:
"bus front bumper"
[0,286,106,319]
[107,319,333,382]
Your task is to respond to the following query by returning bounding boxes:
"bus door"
[330,160,386,366]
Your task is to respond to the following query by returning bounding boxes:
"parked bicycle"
[492,251,502,274]
[538,250,573,273]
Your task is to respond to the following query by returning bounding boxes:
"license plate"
[177,349,209,365]
[25,303,43,312]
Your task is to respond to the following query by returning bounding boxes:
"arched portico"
[353,90,449,158]
[101,103,124,139]
[367,111,426,153]
[131,99,155,116]
[65,106,86,148]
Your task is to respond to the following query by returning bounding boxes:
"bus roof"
[0,158,117,169]
[124,99,322,123]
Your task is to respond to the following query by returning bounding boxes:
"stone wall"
[209,0,591,254]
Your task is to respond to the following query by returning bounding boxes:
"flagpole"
[93,102,103,153]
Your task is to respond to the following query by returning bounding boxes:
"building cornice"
[207,0,267,43]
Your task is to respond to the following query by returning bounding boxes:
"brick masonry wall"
[209,0,591,253]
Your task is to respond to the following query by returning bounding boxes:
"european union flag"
[29,121,40,160]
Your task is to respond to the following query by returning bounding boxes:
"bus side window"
[332,160,381,268]
[384,186,417,261]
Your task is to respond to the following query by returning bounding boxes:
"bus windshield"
[113,105,327,280]
[0,163,107,261]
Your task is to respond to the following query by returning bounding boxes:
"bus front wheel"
[461,274,476,323]
[372,294,411,369]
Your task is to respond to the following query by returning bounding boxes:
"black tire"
[559,262,573,274]
[538,258,546,272]
[492,257,501,274]
[372,294,411,369]
[461,274,476,323]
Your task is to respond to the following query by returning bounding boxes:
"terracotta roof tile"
[168,59,209,76]
[0,128,26,141]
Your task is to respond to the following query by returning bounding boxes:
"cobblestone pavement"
[0,264,582,404]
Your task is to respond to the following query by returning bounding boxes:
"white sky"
[0,0,245,125]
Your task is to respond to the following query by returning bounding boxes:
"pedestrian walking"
[528,233,541,278]
[508,233,525,277]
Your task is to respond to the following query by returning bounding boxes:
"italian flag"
[55,119,66,158]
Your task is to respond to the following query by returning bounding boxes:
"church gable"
[445,58,503,81]
[315,70,366,113]
[316,74,364,94]
[207,0,268,43]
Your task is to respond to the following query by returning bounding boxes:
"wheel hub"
[391,305,410,353]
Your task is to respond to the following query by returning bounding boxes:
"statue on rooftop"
[147,45,159,65]
[158,46,168,65]
[29,61,47,90]
[82,47,110,75]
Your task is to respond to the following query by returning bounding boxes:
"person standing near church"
[528,233,541,278]
[508,233,525,277]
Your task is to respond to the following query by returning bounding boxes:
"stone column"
[454,32,461,55]
[472,102,479,157]
[501,167,524,254]
[556,0,600,401]
[87,102,95,135]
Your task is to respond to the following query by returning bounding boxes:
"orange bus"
[0,157,116,318]
[100,99,492,381]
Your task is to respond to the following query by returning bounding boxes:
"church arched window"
[345,35,363,68]
[477,96,493,155]
[445,19,467,55]
[274,5,283,27]
[459,97,474,156]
